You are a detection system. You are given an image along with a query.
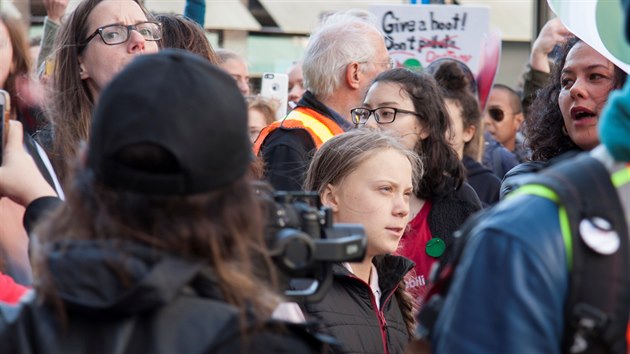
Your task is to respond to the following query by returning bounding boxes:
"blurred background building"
[0,0,554,89]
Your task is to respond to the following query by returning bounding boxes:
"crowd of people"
[0,0,629,352]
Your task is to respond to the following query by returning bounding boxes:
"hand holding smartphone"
[260,73,289,120]
[0,89,11,165]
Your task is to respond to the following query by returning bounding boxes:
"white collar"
[343,262,382,309]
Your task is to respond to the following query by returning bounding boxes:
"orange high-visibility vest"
[253,106,345,156]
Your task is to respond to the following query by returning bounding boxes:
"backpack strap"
[416,210,488,339]
[521,154,630,354]
[418,154,630,353]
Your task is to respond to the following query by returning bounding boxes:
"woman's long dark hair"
[526,37,627,161]
[372,69,465,200]
[155,13,219,64]
[33,145,280,321]
[48,0,156,184]
[432,60,483,161]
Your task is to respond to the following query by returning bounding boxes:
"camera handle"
[270,228,367,302]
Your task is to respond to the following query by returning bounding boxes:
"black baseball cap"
[87,49,251,195]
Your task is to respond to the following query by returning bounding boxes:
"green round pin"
[426,238,446,258]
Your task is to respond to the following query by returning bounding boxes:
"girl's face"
[558,41,617,151]
[445,99,474,160]
[0,20,13,88]
[363,81,426,150]
[79,0,159,99]
[248,108,268,143]
[322,148,413,258]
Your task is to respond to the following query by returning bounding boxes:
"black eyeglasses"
[350,107,420,125]
[81,21,162,49]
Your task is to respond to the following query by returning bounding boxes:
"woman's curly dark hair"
[526,37,627,161]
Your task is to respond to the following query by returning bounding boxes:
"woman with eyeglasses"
[47,0,161,183]
[500,36,627,198]
[352,68,482,307]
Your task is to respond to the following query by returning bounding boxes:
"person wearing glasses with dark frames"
[47,0,160,184]
[80,21,161,52]
[483,84,527,163]
[353,68,481,308]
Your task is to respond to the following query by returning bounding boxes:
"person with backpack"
[0,50,326,353]
[416,5,630,352]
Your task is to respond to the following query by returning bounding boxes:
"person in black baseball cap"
[0,50,326,353]
[87,49,251,195]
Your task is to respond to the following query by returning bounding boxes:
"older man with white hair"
[254,10,392,191]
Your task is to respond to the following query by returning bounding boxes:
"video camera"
[254,182,367,302]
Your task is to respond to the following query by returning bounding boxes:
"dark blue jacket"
[482,132,519,179]
[432,194,568,354]
[462,156,500,207]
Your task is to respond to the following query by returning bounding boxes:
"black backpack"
[418,153,630,354]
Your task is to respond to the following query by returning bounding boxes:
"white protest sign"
[548,0,630,74]
[368,4,490,75]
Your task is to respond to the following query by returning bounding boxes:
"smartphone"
[0,90,10,165]
[260,73,289,120]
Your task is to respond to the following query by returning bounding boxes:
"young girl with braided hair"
[302,128,421,354]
